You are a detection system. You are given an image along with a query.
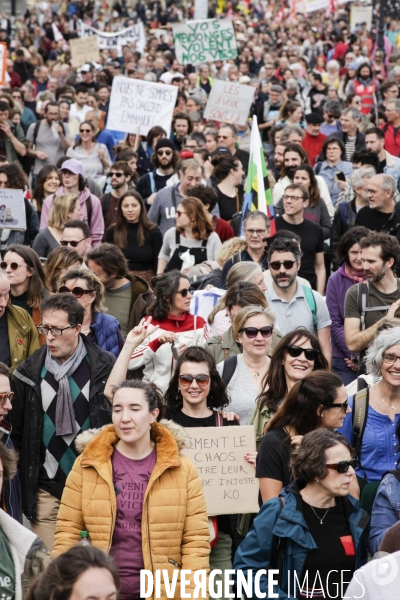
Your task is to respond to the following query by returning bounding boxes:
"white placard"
[204,80,255,126]
[305,0,354,12]
[79,21,146,56]
[173,18,237,66]
[106,76,178,136]
[194,0,208,20]
[0,189,26,230]
[350,6,373,31]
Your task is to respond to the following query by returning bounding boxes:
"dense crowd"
[3,1,400,599]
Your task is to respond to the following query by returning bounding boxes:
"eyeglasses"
[176,287,193,297]
[109,171,125,178]
[383,352,400,364]
[323,401,349,411]
[178,374,210,387]
[326,459,358,474]
[286,345,320,360]
[239,326,274,339]
[269,260,296,271]
[58,286,95,298]
[0,391,14,406]
[245,229,267,236]
[366,189,378,195]
[60,238,87,247]
[283,194,305,201]
[218,135,230,140]
[80,128,92,133]
[157,150,173,156]
[326,114,336,119]
[175,210,188,217]
[37,324,76,336]
[0,261,24,271]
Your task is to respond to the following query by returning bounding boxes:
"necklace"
[380,396,400,411]
[308,504,331,525]
[243,356,268,378]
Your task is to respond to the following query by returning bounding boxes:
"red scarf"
[345,263,366,283]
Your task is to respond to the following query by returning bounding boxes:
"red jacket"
[301,131,327,167]
[213,215,234,242]
[381,122,400,158]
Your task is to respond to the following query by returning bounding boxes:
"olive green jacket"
[6,304,40,372]
[3,119,26,163]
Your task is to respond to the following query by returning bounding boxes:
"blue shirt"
[315,159,353,206]
[339,393,400,482]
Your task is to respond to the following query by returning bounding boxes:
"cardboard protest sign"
[181,425,259,515]
[350,5,372,31]
[106,76,178,136]
[0,189,27,231]
[194,0,208,20]
[204,80,255,126]
[70,35,101,69]
[173,18,237,66]
[0,43,6,86]
[79,21,146,56]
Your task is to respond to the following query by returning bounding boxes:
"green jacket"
[6,304,40,372]
[250,401,274,449]
[3,119,26,163]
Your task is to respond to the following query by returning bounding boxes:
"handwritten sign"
[79,21,146,56]
[106,76,178,136]
[194,0,208,20]
[181,425,259,515]
[204,80,255,126]
[173,18,237,66]
[0,43,6,86]
[70,35,100,69]
[0,189,26,231]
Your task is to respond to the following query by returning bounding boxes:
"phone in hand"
[336,171,346,182]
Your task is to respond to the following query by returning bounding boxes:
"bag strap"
[302,285,318,335]
[33,119,42,145]
[171,185,178,208]
[232,251,242,265]
[235,191,239,213]
[214,411,223,426]
[86,195,93,228]
[314,161,322,175]
[101,192,111,219]
[175,229,180,245]
[201,238,207,247]
[357,281,368,332]
[221,355,237,386]
[352,388,369,466]
[149,171,156,194]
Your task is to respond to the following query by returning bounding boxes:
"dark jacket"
[330,199,357,270]
[90,311,124,357]
[127,274,155,331]
[233,480,368,599]
[1,421,22,523]
[331,130,366,153]
[9,336,115,521]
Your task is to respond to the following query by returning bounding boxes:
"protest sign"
[204,80,255,126]
[79,21,146,56]
[173,18,237,66]
[0,43,6,86]
[350,5,372,31]
[0,189,27,231]
[106,76,178,136]
[181,425,259,515]
[305,0,352,12]
[194,0,208,20]
[70,36,101,69]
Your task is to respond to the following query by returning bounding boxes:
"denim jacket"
[369,472,400,555]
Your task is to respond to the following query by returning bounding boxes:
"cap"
[155,138,176,153]
[270,84,284,93]
[60,158,85,176]
[238,75,251,84]
[80,63,93,73]
[305,113,324,124]
[180,150,195,159]
[211,146,232,157]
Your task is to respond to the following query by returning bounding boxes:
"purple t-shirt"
[110,446,157,599]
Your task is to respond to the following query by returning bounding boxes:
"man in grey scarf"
[10,293,115,554]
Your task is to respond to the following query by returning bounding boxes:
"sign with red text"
[0,43,6,86]
[181,425,259,515]
[204,80,255,126]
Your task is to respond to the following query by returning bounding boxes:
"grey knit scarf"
[44,337,88,436]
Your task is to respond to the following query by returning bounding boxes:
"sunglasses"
[239,326,273,339]
[176,287,193,297]
[60,238,87,248]
[58,286,95,298]
[0,261,23,270]
[175,210,187,217]
[0,391,14,406]
[326,458,358,474]
[269,260,296,271]
[157,150,173,156]
[286,345,320,360]
[80,129,92,133]
[323,401,349,411]
[109,172,125,178]
[179,374,210,387]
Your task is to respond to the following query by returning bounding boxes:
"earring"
[315,479,319,483]
[321,413,324,417]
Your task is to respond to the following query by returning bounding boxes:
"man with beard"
[136,139,178,207]
[265,237,332,366]
[344,232,400,372]
[101,161,132,235]
[87,244,153,337]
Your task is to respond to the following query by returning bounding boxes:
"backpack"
[314,162,323,176]
[221,355,238,386]
[302,285,318,335]
[32,119,66,145]
[101,192,112,220]
[357,281,394,331]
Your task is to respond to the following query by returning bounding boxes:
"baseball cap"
[60,158,85,176]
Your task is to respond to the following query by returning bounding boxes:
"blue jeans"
[332,357,358,386]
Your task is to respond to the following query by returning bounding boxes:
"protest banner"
[350,5,372,31]
[204,80,255,126]
[70,35,101,68]
[305,0,352,12]
[106,76,178,136]
[0,189,27,231]
[79,21,146,56]
[173,18,237,66]
[194,0,208,20]
[181,425,259,515]
[0,43,6,86]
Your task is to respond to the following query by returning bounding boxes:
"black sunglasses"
[176,287,193,297]
[109,171,125,178]
[80,128,92,133]
[286,345,320,360]
[269,260,296,271]
[60,238,87,248]
[58,286,95,298]
[239,326,273,339]
[179,374,210,387]
[326,458,358,474]
[323,401,349,411]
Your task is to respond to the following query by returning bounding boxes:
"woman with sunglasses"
[257,370,353,503]
[105,271,206,395]
[59,268,124,357]
[157,196,221,275]
[105,190,162,282]
[32,165,61,220]
[164,346,239,599]
[252,329,329,449]
[234,429,367,600]
[66,121,111,179]
[216,306,276,426]
[32,193,83,259]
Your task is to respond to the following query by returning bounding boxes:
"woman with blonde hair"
[215,237,247,267]
[66,121,111,179]
[59,267,124,357]
[32,193,83,258]
[157,196,221,274]
[44,246,83,293]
